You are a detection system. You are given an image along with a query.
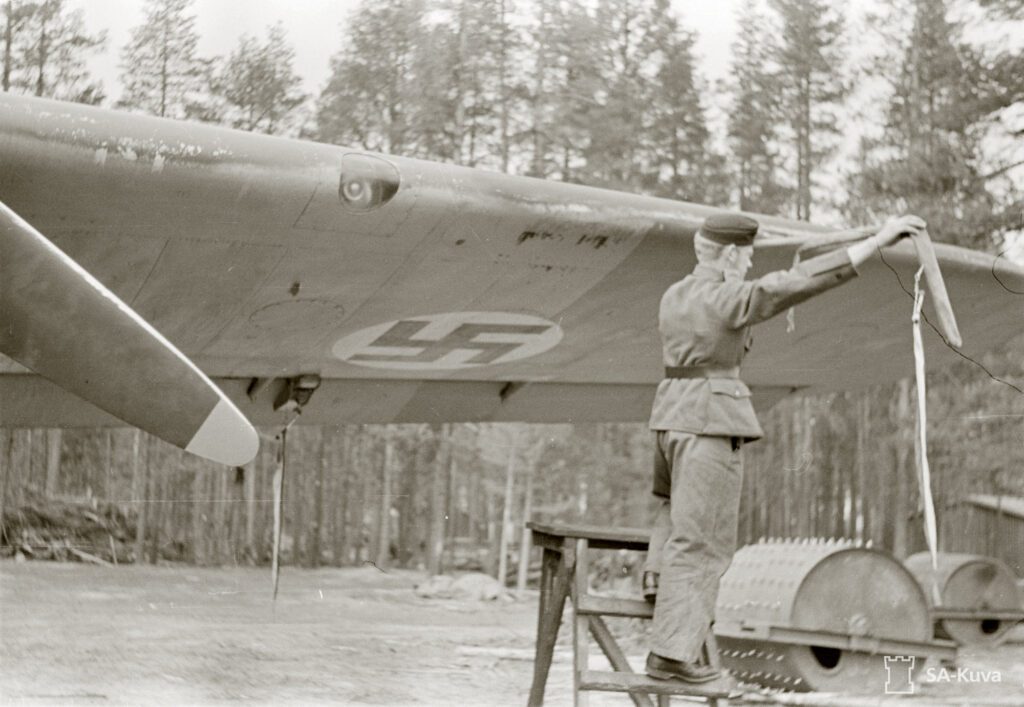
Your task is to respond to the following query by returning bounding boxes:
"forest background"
[1,0,1022,580]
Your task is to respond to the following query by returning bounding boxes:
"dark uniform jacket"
[649,248,858,440]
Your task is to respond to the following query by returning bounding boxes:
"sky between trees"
[69,0,740,98]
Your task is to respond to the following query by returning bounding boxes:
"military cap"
[700,213,759,246]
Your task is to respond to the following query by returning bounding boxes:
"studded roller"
[715,537,932,693]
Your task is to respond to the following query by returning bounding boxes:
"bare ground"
[2,561,1023,706]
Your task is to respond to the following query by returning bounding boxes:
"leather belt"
[664,365,740,379]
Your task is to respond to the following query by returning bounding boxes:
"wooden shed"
[929,494,1024,576]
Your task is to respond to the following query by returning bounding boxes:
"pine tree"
[2,1,32,92]
[972,0,1024,229]
[3,0,104,101]
[215,23,305,135]
[769,0,846,220]
[315,0,426,154]
[846,0,1023,249]
[977,0,1023,19]
[405,12,461,162]
[579,0,654,190]
[118,0,208,118]
[426,0,525,169]
[645,0,728,204]
[728,0,789,213]
[524,0,603,182]
[491,0,522,172]
[524,0,556,177]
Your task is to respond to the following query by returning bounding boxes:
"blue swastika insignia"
[332,312,564,370]
[350,321,551,364]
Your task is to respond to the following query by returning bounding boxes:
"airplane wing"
[1,94,1022,442]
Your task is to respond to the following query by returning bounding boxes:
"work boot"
[641,571,658,604]
[645,652,720,683]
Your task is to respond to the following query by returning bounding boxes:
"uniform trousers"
[646,430,743,662]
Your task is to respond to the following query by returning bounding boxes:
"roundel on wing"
[332,312,563,370]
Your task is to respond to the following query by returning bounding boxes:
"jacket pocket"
[708,379,751,398]
[703,379,753,434]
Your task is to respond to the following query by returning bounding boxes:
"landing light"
[338,153,400,212]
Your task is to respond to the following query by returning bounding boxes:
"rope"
[272,427,286,602]
[912,268,943,606]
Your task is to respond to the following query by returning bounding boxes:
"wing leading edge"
[1,93,1023,432]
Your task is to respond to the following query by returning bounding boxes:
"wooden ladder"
[527,521,733,707]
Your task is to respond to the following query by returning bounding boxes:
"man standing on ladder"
[643,212,926,683]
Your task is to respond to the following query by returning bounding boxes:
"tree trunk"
[160,49,168,117]
[444,446,458,570]
[103,430,112,498]
[398,426,425,568]
[2,1,13,92]
[376,427,394,568]
[147,437,162,563]
[272,430,287,595]
[853,394,863,542]
[797,75,812,220]
[426,424,450,574]
[831,401,844,538]
[34,18,45,97]
[498,0,511,173]
[216,466,228,563]
[333,429,349,566]
[857,393,871,543]
[255,439,273,563]
[781,400,792,535]
[529,3,548,177]
[468,457,482,545]
[245,456,256,562]
[132,432,147,563]
[576,431,588,520]
[516,464,534,595]
[311,428,325,568]
[0,429,12,543]
[792,400,803,537]
[360,432,374,563]
[339,429,354,565]
[229,466,244,564]
[21,429,31,504]
[287,430,304,567]
[191,465,204,565]
[45,429,61,496]
[497,429,518,587]
[486,493,500,577]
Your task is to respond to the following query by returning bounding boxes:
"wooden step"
[526,521,651,551]
[577,594,654,618]
[579,670,738,700]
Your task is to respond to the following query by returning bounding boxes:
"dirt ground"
[2,560,1023,706]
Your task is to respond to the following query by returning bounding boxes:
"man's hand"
[874,215,927,249]
[846,216,926,268]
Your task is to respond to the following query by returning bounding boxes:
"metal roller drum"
[904,552,1022,646]
[715,538,934,693]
